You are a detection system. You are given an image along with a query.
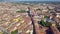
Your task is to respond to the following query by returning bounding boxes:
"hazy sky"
[7,0,60,1]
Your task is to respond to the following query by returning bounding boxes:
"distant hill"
[0,0,59,2]
[11,1,60,4]
[0,0,60,4]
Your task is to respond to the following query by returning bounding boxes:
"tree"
[38,20,51,27]
[11,30,18,34]
[16,9,27,13]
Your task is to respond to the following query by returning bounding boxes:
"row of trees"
[2,30,18,34]
[38,17,60,31]
[16,9,27,13]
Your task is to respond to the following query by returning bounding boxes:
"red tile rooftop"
[17,17,33,33]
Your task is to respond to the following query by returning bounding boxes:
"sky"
[0,0,60,2]
[15,0,60,1]
[6,0,60,1]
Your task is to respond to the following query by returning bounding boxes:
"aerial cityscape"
[0,0,60,34]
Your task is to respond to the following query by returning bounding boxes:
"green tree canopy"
[16,9,27,13]
[11,30,18,34]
